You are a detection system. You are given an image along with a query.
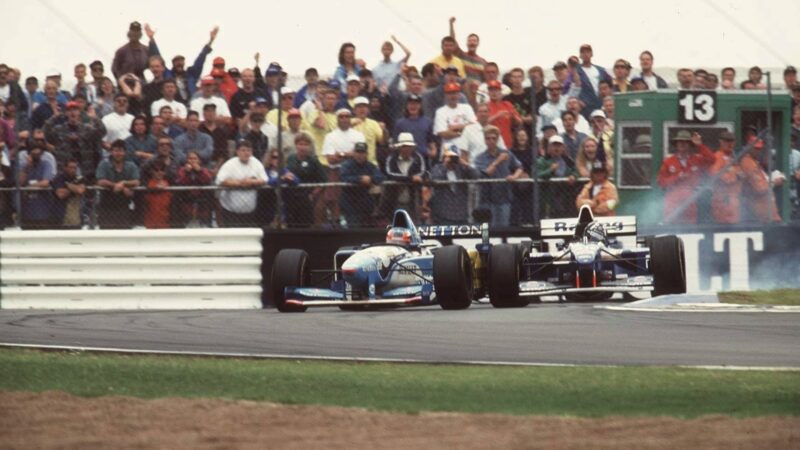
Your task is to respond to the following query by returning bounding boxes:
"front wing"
[283,284,434,308]
[517,277,653,296]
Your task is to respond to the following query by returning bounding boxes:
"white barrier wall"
[0,229,264,310]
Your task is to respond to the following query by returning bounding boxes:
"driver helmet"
[584,221,607,243]
[386,227,412,246]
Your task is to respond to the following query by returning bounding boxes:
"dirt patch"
[1,390,798,449]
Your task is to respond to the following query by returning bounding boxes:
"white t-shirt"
[190,95,231,117]
[151,98,188,119]
[215,156,268,214]
[322,128,366,167]
[102,112,134,143]
[643,74,658,90]
[551,114,592,136]
[0,85,10,103]
[462,123,507,164]
[475,82,511,104]
[433,104,477,151]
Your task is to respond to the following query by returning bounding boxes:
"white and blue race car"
[270,210,485,312]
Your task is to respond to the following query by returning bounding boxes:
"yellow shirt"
[352,117,384,164]
[307,109,337,165]
[429,54,466,79]
[267,108,312,133]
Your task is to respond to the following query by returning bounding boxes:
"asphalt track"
[1,303,798,368]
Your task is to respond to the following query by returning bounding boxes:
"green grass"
[1,348,798,418]
[719,289,800,306]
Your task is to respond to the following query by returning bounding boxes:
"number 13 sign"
[678,90,717,124]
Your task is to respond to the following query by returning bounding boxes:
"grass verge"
[1,348,798,418]
[719,289,800,306]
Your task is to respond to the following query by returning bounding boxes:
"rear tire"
[488,244,529,308]
[433,245,473,310]
[650,235,686,297]
[271,249,310,312]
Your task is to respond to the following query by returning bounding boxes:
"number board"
[677,90,717,124]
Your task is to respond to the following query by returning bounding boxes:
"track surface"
[1,304,798,367]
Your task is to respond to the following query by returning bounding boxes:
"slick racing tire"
[488,244,529,308]
[271,249,310,312]
[433,245,473,310]
[650,235,687,297]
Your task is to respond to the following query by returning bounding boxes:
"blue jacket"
[576,64,612,120]
[150,41,212,99]
[340,159,384,213]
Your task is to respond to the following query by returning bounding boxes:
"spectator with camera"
[174,150,214,227]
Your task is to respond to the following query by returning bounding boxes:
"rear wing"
[417,223,490,243]
[540,216,637,238]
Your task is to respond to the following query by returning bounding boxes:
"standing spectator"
[638,50,668,90]
[434,82,476,155]
[31,80,64,130]
[448,17,486,84]
[174,150,214,227]
[393,93,436,165]
[141,137,179,185]
[630,76,649,92]
[215,141,267,227]
[351,96,385,164]
[73,63,96,105]
[575,136,602,177]
[333,43,364,91]
[558,110,588,161]
[116,74,144,116]
[602,96,615,128]
[17,143,55,229]
[387,68,426,123]
[476,63,511,104]
[463,103,507,163]
[266,88,297,131]
[709,131,742,224]
[486,79,521,148]
[537,135,578,218]
[143,55,172,114]
[504,68,535,139]
[285,133,327,227]
[102,94,134,150]
[148,26,217,100]
[142,161,172,229]
[747,66,766,89]
[784,66,798,91]
[278,108,312,160]
[52,158,86,229]
[241,112,271,162]
[340,142,384,227]
[537,80,567,136]
[656,131,715,224]
[96,140,140,229]
[426,147,479,224]
[705,73,719,90]
[740,138,781,223]
[0,64,28,124]
[307,89,339,158]
[190,77,231,119]
[372,36,412,90]
[93,77,119,118]
[589,109,613,170]
[31,70,70,109]
[676,68,694,89]
[422,65,466,121]
[510,128,534,226]
[576,164,618,217]
[44,100,106,180]
[260,149,299,226]
[473,126,525,226]
[174,111,213,165]
[552,97,592,136]
[382,132,426,220]
[612,59,632,93]
[89,61,105,90]
[125,115,157,165]
[239,99,278,156]
[575,44,612,119]
[294,68,320,108]
[208,57,238,103]
[199,104,234,172]
[429,36,466,79]
[157,105,184,139]
[320,108,366,226]
[526,66,547,110]
[111,22,153,80]
[255,62,283,106]
[23,76,39,117]
[230,69,267,122]
[720,67,736,89]
[150,80,187,120]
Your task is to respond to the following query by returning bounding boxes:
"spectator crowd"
[1,18,798,229]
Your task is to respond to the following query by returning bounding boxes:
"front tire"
[433,245,473,310]
[650,235,686,297]
[488,244,529,308]
[271,249,310,312]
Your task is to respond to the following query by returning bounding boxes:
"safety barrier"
[0,228,264,309]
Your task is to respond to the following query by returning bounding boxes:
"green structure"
[613,89,793,225]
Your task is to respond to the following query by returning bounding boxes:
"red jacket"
[709,150,742,224]
[487,100,521,148]
[656,144,715,224]
[740,153,781,222]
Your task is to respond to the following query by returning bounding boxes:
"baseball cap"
[443,65,459,74]
[326,79,342,91]
[129,21,142,31]
[487,80,502,90]
[443,82,461,93]
[442,147,459,158]
[590,109,606,119]
[336,108,352,116]
[579,43,592,52]
[407,93,422,102]
[630,76,647,85]
[287,108,301,117]
[354,142,368,152]
[280,87,296,96]
[212,57,225,66]
[552,61,567,70]
[541,124,557,133]
[353,96,369,106]
[46,68,61,78]
[228,68,240,77]
[266,63,282,76]
[785,65,797,75]
[65,101,81,110]
[254,97,269,105]
[719,131,736,141]
[200,76,215,86]
[346,74,361,84]
[548,135,565,145]
[394,132,416,148]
